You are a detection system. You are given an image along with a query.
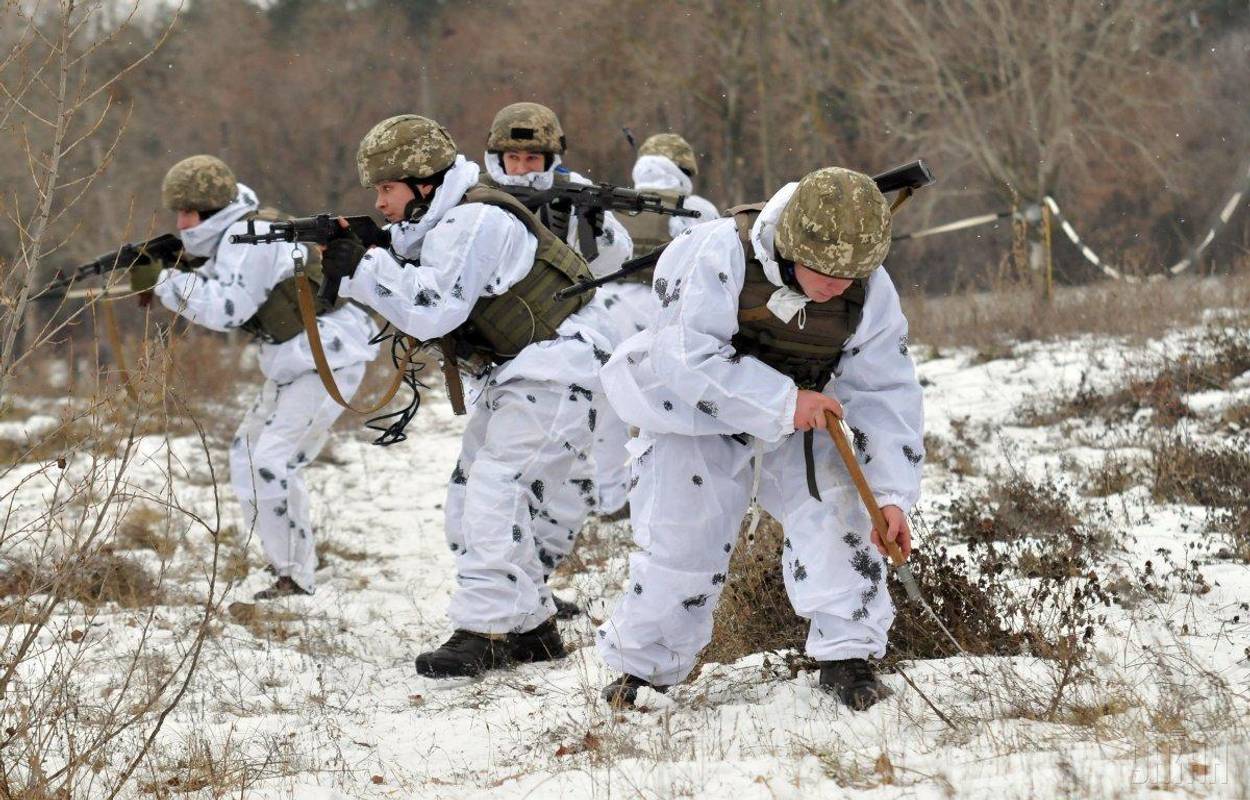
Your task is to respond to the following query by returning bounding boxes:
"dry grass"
[1151,434,1250,561]
[117,504,179,560]
[1022,326,1250,428]
[903,270,1250,352]
[0,550,166,608]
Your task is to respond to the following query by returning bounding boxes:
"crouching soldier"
[132,156,379,599]
[320,115,618,677]
[596,167,925,710]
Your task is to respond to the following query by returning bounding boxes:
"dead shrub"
[1083,452,1140,497]
[117,505,179,560]
[1151,433,1250,561]
[0,550,164,608]
[1022,327,1250,428]
[939,474,1113,579]
[703,514,806,666]
[703,513,1022,669]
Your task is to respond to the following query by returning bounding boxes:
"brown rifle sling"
[99,298,140,403]
[294,271,412,414]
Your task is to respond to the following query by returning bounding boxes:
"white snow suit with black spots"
[339,157,619,635]
[152,184,378,593]
[483,154,635,514]
[590,154,720,513]
[595,181,924,686]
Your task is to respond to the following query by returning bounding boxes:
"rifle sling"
[294,272,409,414]
[803,429,821,502]
[438,336,467,415]
[99,298,140,403]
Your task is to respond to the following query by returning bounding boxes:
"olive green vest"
[453,184,596,361]
[728,203,865,390]
[237,208,343,345]
[616,188,682,284]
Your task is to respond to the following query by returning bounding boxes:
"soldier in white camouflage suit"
[319,115,621,677]
[596,167,925,710]
[131,156,378,600]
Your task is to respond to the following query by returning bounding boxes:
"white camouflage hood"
[631,154,693,195]
[748,181,810,324]
[388,155,482,260]
[178,183,259,257]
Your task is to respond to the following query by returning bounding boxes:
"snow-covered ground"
[3,313,1250,799]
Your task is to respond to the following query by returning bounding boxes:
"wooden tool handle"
[825,411,907,567]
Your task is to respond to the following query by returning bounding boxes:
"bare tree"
[0,0,175,402]
[846,0,1192,205]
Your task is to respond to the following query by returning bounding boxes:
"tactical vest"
[237,208,343,345]
[452,184,596,361]
[727,203,865,390]
[616,188,683,284]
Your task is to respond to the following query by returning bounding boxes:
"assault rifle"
[553,159,936,301]
[495,181,701,263]
[39,233,198,298]
[230,214,391,304]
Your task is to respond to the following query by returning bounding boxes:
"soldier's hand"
[870,505,912,561]
[129,261,162,294]
[793,389,844,432]
[322,236,366,281]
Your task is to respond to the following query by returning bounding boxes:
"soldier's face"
[374,180,417,222]
[175,210,201,231]
[794,263,853,303]
[503,151,547,176]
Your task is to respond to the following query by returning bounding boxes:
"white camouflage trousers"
[444,376,598,635]
[590,282,656,513]
[229,365,364,594]
[597,429,895,686]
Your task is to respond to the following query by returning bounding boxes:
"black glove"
[322,235,366,281]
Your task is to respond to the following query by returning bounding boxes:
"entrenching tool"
[823,410,967,659]
[824,411,964,729]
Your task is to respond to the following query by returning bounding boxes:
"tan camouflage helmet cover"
[775,167,892,279]
[639,133,698,176]
[357,114,458,187]
[161,155,237,211]
[486,102,566,154]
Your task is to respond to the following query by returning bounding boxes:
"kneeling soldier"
[321,116,618,678]
[596,167,924,709]
[134,156,379,599]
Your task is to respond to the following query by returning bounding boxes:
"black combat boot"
[253,576,311,600]
[509,619,568,663]
[415,630,512,678]
[552,593,582,620]
[601,674,668,708]
[819,658,885,711]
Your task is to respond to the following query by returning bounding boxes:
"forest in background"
[2,0,1249,296]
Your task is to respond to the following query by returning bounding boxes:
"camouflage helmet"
[161,155,237,211]
[486,102,566,154]
[775,167,892,279]
[357,114,458,188]
[639,133,698,176]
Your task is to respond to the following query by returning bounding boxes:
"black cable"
[361,321,430,446]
